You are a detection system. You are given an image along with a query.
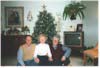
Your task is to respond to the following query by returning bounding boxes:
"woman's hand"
[61,56,66,61]
[49,57,53,61]
[34,58,40,63]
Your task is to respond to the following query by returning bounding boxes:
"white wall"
[1,1,82,44]
[82,1,98,47]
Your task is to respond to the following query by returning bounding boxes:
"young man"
[49,35,71,66]
[17,35,37,66]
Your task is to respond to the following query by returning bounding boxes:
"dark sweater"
[50,44,64,60]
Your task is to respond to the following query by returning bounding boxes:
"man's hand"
[61,56,66,61]
[34,58,40,63]
[49,57,53,61]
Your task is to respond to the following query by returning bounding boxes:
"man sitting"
[49,35,71,66]
[17,35,37,66]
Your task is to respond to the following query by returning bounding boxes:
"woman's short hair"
[53,35,60,41]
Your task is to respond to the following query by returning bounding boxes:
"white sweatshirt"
[34,43,52,58]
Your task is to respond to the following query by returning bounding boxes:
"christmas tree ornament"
[27,10,33,21]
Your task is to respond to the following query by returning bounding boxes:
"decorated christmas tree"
[33,5,57,43]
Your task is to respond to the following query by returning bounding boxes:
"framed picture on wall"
[5,7,24,28]
[76,24,83,32]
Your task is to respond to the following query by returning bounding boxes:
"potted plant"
[63,2,86,20]
[21,26,30,35]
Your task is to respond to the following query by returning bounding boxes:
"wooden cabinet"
[1,35,26,56]
[64,31,84,56]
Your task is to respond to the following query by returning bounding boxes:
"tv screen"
[64,32,83,47]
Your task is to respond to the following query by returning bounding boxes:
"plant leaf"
[80,10,84,19]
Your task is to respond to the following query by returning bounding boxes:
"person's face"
[53,38,59,46]
[39,36,46,43]
[26,36,32,45]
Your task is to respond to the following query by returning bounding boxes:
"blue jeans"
[17,59,38,66]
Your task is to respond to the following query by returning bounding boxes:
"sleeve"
[33,46,38,58]
[17,47,25,65]
[62,46,71,58]
[47,44,52,58]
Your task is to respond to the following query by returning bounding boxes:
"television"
[64,32,84,47]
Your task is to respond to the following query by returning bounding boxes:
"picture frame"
[76,24,83,32]
[5,7,24,28]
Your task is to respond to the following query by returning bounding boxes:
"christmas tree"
[33,5,57,43]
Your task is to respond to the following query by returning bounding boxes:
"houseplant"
[21,26,30,35]
[63,2,86,20]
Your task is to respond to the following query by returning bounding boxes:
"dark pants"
[38,55,49,66]
[94,58,98,66]
[50,58,70,66]
[17,59,38,66]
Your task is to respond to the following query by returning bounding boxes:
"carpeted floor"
[1,56,94,66]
